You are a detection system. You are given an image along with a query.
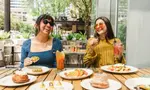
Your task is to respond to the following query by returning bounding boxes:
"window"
[117,0,128,49]
[23,16,27,21]
[0,0,4,30]
[23,12,27,14]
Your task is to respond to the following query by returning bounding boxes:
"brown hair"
[94,16,115,43]
[35,14,54,36]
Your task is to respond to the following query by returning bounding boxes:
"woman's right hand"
[24,57,33,67]
[88,38,98,46]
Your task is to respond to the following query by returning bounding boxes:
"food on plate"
[90,73,109,89]
[40,82,45,88]
[64,69,88,77]
[39,81,64,90]
[47,81,55,90]
[12,70,29,83]
[107,64,131,72]
[134,84,150,90]
[31,56,40,62]
[32,67,43,72]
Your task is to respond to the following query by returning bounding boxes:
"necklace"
[34,38,52,49]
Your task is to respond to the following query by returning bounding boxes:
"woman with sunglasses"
[83,16,126,67]
[20,14,62,68]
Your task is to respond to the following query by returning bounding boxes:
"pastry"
[12,71,29,83]
[90,73,109,89]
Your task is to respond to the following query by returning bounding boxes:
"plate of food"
[101,64,138,73]
[81,79,121,90]
[59,68,93,79]
[22,66,50,75]
[81,73,121,90]
[125,77,150,90]
[29,81,73,90]
[0,71,37,87]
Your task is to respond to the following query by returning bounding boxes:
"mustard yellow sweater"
[83,38,126,67]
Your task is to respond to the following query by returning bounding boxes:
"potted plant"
[0,31,10,44]
[51,32,62,40]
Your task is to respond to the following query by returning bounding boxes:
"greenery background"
[0,0,127,47]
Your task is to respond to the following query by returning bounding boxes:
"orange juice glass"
[56,50,65,70]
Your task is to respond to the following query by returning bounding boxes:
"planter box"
[0,40,5,52]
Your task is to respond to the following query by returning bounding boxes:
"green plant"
[79,32,87,41]
[24,0,71,17]
[0,32,10,40]
[21,32,31,39]
[73,33,81,40]
[66,33,74,40]
[117,23,126,49]
[18,23,34,34]
[0,11,4,30]
[51,33,62,40]
[66,32,87,41]
[15,35,21,39]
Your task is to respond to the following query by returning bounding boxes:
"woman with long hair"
[83,16,126,67]
[20,14,62,68]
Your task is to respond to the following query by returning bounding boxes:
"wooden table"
[0,68,150,90]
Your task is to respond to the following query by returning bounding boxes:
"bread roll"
[12,71,29,83]
[90,73,109,89]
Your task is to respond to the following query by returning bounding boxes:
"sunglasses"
[94,23,104,31]
[43,19,55,26]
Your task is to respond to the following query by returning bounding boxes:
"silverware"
[57,81,64,90]
[92,67,101,73]
[0,68,21,79]
[12,68,22,74]
[0,73,11,79]
[49,81,54,87]
[123,64,126,68]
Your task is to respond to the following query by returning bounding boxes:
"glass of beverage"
[114,41,124,63]
[56,50,65,71]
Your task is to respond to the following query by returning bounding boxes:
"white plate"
[29,81,73,90]
[22,66,50,75]
[59,68,93,80]
[101,64,138,74]
[125,77,150,90]
[81,79,122,90]
[0,75,37,87]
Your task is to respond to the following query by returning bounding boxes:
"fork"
[92,67,103,73]
[0,68,19,79]
[123,64,126,68]
[56,81,64,90]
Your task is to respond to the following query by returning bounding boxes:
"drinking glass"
[56,50,65,71]
[114,42,123,63]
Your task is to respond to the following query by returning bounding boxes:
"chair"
[0,41,6,67]
[4,39,14,67]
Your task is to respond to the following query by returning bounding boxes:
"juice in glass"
[56,50,65,70]
[114,41,123,63]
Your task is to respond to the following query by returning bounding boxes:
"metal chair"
[0,41,6,67]
[4,39,14,67]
